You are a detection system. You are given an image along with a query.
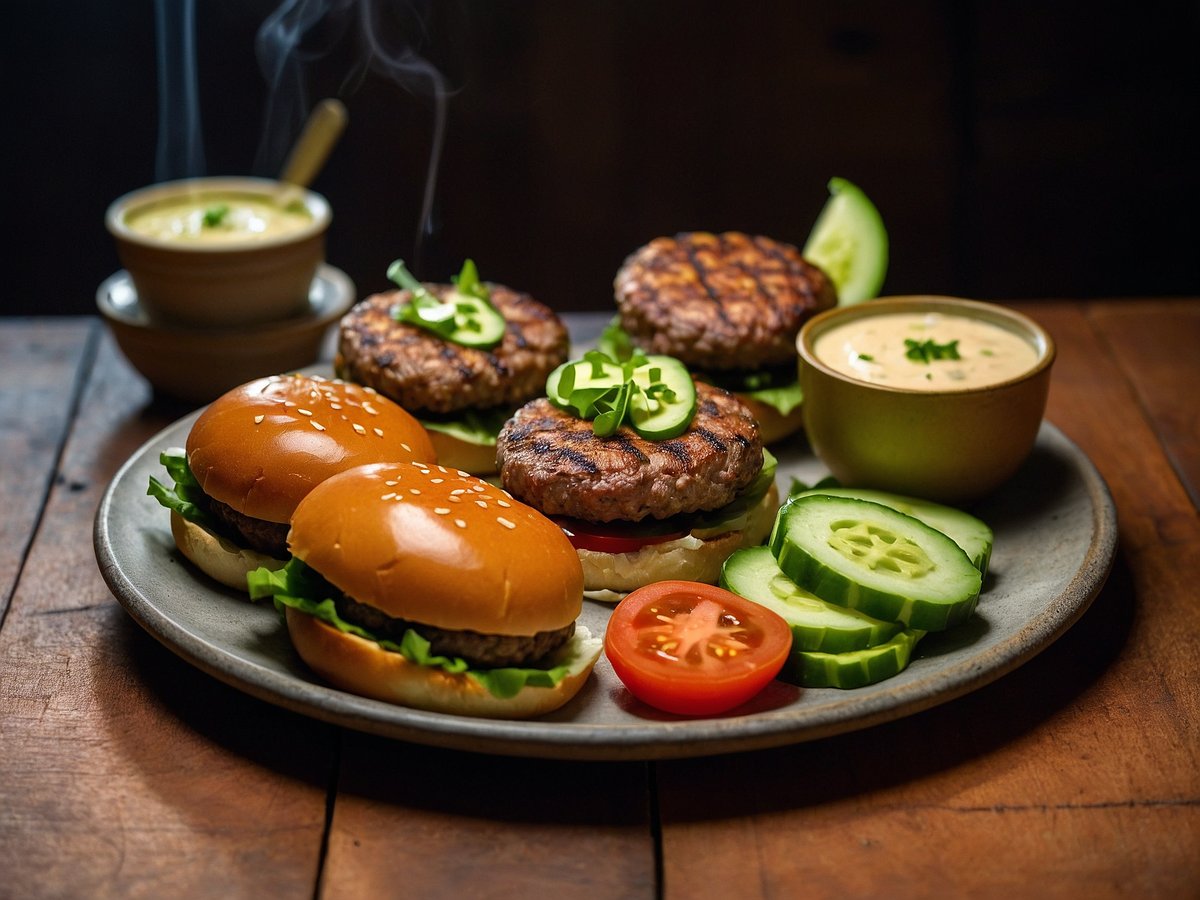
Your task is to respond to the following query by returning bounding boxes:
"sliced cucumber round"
[770,495,981,631]
[627,355,696,440]
[787,628,924,689]
[443,293,507,348]
[802,177,888,305]
[795,486,993,576]
[720,546,902,653]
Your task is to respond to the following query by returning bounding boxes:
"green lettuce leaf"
[688,448,779,531]
[147,448,217,529]
[742,380,805,417]
[419,407,514,447]
[248,558,581,699]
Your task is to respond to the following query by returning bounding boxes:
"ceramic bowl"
[797,296,1055,504]
[105,176,331,328]
[98,265,354,405]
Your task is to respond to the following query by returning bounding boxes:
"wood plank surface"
[0,319,95,620]
[0,330,334,898]
[654,301,1200,898]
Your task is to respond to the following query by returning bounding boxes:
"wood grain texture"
[0,330,333,898]
[656,301,1200,899]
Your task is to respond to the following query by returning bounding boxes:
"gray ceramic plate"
[93,397,1117,760]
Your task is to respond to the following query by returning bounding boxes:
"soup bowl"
[105,176,331,327]
[797,296,1055,504]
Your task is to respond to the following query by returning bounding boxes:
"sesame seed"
[373,428,384,437]
[448,495,461,503]
[451,489,466,495]
[497,517,516,529]
[472,485,486,493]
[311,421,325,431]
[254,414,265,424]
[364,386,377,394]
[363,403,378,416]
[496,499,511,508]
[434,507,450,515]
[401,442,412,452]
[410,488,421,495]
[381,492,397,500]
[475,500,487,508]
[298,408,313,417]
[385,480,398,486]
[353,423,366,435]
[430,478,444,484]
[331,403,342,410]
[454,519,467,529]
[457,470,469,477]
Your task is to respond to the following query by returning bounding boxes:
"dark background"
[5,1,1198,317]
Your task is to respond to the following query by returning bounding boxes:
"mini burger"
[496,350,779,601]
[335,259,570,475]
[148,373,436,591]
[247,461,602,718]
[611,231,836,443]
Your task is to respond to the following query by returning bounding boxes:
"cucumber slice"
[721,546,903,653]
[787,628,924,689]
[628,355,696,440]
[795,487,993,576]
[442,293,507,348]
[802,177,888,305]
[546,355,626,413]
[770,495,981,631]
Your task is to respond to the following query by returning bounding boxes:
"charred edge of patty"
[335,595,576,669]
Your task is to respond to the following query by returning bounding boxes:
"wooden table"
[2,300,1197,898]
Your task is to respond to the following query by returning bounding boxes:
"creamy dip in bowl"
[106,177,331,327]
[797,296,1055,503]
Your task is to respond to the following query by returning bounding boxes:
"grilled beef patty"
[614,231,836,371]
[335,595,575,668]
[335,284,569,415]
[205,496,289,559]
[496,381,762,523]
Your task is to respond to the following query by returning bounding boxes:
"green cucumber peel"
[419,406,513,448]
[721,545,902,653]
[785,628,924,689]
[389,258,505,349]
[803,176,889,305]
[247,558,584,699]
[793,486,994,576]
[770,495,982,631]
[546,349,696,441]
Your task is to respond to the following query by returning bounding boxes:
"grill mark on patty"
[659,440,692,466]
[684,241,734,329]
[692,427,728,454]
[556,445,601,473]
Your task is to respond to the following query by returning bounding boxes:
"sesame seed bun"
[281,461,598,717]
[288,462,583,633]
[187,373,437,525]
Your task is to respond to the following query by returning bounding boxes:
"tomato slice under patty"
[604,581,793,716]
[553,517,688,554]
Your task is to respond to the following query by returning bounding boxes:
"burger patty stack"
[613,231,837,443]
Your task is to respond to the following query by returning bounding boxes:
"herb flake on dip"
[813,311,1041,390]
[125,192,313,245]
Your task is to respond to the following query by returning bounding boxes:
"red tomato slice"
[604,581,793,716]
[553,517,688,554]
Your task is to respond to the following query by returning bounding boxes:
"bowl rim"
[797,294,1056,395]
[105,175,331,253]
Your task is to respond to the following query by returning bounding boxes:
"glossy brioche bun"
[425,429,500,476]
[284,461,596,717]
[288,462,583,635]
[736,393,805,445]
[285,608,600,719]
[186,373,437,525]
[170,511,284,591]
[579,483,779,601]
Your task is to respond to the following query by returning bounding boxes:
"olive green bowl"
[106,176,331,328]
[797,296,1055,504]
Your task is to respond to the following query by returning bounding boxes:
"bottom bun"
[579,484,779,601]
[170,511,287,592]
[426,429,499,476]
[285,607,602,719]
[737,393,805,445]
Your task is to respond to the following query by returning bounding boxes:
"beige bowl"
[98,265,354,405]
[797,296,1055,504]
[105,176,331,327]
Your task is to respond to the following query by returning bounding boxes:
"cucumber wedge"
[720,546,902,653]
[795,487,993,576]
[802,177,888,305]
[770,495,981,631]
[786,628,924,689]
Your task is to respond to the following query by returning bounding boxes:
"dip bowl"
[105,176,331,327]
[797,296,1055,504]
